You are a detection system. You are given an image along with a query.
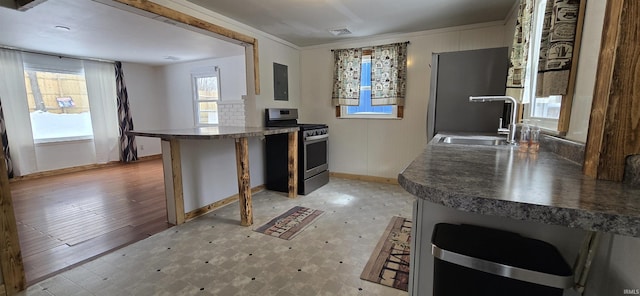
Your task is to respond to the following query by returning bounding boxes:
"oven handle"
[305,134,329,141]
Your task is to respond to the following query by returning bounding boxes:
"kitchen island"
[398,133,640,295]
[129,126,299,226]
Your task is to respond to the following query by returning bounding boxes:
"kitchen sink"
[438,136,508,146]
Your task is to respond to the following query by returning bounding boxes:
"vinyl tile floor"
[19,177,415,296]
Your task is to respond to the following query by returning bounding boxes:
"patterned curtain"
[0,97,13,178]
[115,61,138,162]
[331,48,362,106]
[371,42,408,106]
[506,0,534,103]
[536,0,581,97]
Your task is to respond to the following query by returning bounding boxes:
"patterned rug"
[360,216,412,291]
[254,206,324,240]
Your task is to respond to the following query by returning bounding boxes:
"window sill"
[339,106,401,120]
[34,135,94,145]
[217,100,244,105]
[338,115,402,120]
[518,118,567,137]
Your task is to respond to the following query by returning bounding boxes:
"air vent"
[328,28,352,36]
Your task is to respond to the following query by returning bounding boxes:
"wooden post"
[235,137,252,226]
[584,0,640,181]
[0,153,26,295]
[288,131,298,198]
[252,40,261,95]
[169,139,185,225]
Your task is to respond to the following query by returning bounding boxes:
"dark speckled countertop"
[128,126,299,140]
[398,133,640,237]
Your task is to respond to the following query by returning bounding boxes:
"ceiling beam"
[112,0,261,95]
[15,0,47,11]
[584,0,640,181]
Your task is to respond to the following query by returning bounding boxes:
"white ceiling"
[187,0,517,46]
[0,0,516,65]
[0,0,245,65]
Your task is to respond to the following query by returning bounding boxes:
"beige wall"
[300,22,508,178]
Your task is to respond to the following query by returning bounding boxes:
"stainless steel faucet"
[469,96,518,144]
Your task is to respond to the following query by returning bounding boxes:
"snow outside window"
[23,68,94,143]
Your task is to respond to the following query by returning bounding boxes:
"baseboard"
[330,172,399,185]
[9,154,162,183]
[136,154,163,162]
[184,185,266,222]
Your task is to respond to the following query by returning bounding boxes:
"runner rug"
[254,206,324,240]
[360,216,412,292]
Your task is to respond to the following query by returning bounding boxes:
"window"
[531,95,562,118]
[525,0,560,124]
[522,0,583,131]
[192,67,221,126]
[341,52,397,119]
[23,62,94,143]
[333,43,407,119]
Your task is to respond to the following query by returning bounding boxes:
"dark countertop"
[398,133,640,237]
[128,126,299,140]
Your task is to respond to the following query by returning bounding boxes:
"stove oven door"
[303,133,328,179]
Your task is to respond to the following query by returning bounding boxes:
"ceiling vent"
[328,28,352,36]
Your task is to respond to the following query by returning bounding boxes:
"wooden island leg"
[161,139,185,225]
[288,131,298,198]
[235,137,252,226]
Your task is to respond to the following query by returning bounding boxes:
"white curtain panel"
[84,60,120,163]
[0,49,37,176]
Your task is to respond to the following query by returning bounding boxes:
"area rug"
[254,206,324,240]
[360,216,412,292]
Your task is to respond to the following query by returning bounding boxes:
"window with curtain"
[332,42,407,119]
[527,0,563,121]
[0,49,120,176]
[519,0,584,131]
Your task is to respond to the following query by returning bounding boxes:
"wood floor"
[10,158,170,285]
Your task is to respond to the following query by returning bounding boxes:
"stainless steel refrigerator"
[427,47,509,140]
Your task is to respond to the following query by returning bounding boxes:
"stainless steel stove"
[265,108,329,195]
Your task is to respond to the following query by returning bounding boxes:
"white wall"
[122,62,166,157]
[300,23,508,179]
[249,37,302,126]
[157,55,247,129]
[179,138,264,212]
[34,140,96,172]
